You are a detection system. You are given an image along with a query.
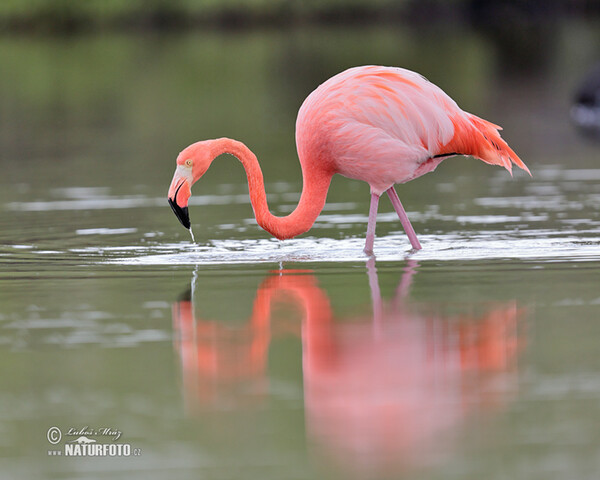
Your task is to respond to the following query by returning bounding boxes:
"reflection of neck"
[189,270,335,369]
[211,138,333,240]
[256,274,335,368]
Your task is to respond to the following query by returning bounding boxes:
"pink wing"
[296,65,527,194]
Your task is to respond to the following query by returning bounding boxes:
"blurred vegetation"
[0,0,599,33]
[0,0,406,33]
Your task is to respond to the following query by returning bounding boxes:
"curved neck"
[210,138,332,240]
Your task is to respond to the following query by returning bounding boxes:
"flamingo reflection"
[172,268,329,412]
[173,261,525,475]
[172,279,271,411]
[303,260,523,475]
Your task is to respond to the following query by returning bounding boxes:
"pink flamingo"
[168,65,529,252]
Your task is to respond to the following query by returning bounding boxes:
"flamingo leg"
[386,187,422,250]
[364,193,379,254]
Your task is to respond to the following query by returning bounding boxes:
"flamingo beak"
[168,172,192,230]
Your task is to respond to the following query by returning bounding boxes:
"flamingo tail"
[447,114,530,176]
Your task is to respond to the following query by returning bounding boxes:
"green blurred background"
[0,0,599,33]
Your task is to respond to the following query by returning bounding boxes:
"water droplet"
[189,228,196,243]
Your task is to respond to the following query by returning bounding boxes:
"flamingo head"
[167,141,216,229]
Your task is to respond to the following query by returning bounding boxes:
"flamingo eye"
[185,159,193,167]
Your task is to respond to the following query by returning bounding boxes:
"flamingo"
[168,65,529,252]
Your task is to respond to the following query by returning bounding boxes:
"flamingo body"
[168,65,529,251]
[297,66,527,195]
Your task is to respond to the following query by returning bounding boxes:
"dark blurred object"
[571,63,600,141]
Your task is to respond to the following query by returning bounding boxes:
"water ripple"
[104,231,600,265]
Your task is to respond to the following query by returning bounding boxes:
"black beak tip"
[168,197,191,230]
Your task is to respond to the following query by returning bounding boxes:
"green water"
[2,22,600,479]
